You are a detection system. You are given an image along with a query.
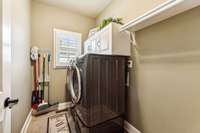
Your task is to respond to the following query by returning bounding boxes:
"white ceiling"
[34,0,113,18]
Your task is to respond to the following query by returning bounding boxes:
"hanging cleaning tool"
[38,53,46,104]
[32,49,60,116]
[38,53,42,104]
[48,53,51,76]
[42,54,45,102]
[35,56,39,104]
[38,53,41,80]
[47,53,51,104]
[30,46,39,109]
[37,53,49,112]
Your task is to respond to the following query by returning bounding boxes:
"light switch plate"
[128,60,133,68]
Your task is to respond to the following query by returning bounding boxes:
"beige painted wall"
[11,0,32,133]
[97,0,200,133]
[0,124,2,133]
[31,1,96,103]
[96,0,167,24]
[135,7,200,133]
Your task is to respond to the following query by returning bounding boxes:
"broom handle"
[47,54,51,104]
[38,54,40,78]
[33,61,37,91]
[42,56,46,101]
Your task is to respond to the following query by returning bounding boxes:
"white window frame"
[53,28,82,69]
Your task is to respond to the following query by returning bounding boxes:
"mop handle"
[42,55,46,100]
[48,54,51,75]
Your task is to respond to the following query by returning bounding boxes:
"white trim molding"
[20,109,33,133]
[124,121,142,133]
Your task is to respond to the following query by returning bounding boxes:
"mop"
[32,52,70,116]
[31,47,39,109]
[33,53,59,116]
[37,54,49,111]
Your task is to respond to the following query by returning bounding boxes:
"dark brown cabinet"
[69,54,128,133]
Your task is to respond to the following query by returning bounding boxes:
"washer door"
[68,65,81,104]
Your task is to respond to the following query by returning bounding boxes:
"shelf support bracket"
[130,32,137,46]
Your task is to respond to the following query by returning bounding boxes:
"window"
[54,29,81,68]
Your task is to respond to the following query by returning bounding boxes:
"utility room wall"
[96,0,167,24]
[11,0,32,132]
[97,0,200,132]
[31,1,95,103]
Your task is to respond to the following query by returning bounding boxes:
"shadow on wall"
[125,45,144,130]
[126,6,200,133]
[65,79,71,101]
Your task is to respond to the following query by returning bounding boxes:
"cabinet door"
[84,40,92,54]
[91,37,97,52]
[95,36,101,52]
[99,28,111,54]
[84,38,96,54]
[84,41,89,54]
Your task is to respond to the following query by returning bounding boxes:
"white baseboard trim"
[20,109,33,133]
[20,108,140,133]
[124,120,142,133]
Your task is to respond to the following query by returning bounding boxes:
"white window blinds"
[54,29,81,68]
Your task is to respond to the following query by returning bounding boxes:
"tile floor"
[27,110,128,133]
